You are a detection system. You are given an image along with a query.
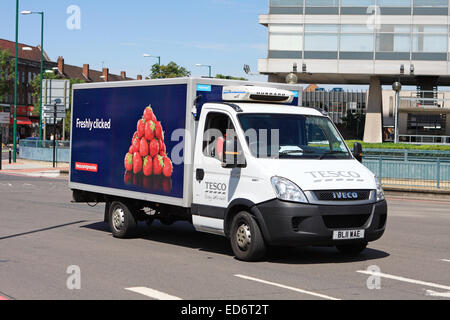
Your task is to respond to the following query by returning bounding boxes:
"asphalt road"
[0,173,449,300]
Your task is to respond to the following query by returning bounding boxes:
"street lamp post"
[392,82,402,144]
[143,54,161,66]
[13,0,19,163]
[196,64,212,78]
[21,10,44,140]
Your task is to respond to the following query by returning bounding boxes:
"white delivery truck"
[70,78,387,261]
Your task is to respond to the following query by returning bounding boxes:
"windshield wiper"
[319,151,348,160]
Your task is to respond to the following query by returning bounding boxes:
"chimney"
[137,75,143,80]
[102,68,109,82]
[57,56,64,74]
[83,64,90,80]
[120,71,126,80]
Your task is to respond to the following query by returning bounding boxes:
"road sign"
[43,105,66,113]
[0,112,10,125]
[43,79,70,109]
[44,112,66,119]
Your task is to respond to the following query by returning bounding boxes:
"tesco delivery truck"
[70,78,387,261]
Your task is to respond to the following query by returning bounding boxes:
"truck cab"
[191,86,387,261]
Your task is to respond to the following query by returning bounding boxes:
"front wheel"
[108,201,137,238]
[230,212,266,262]
[336,242,368,256]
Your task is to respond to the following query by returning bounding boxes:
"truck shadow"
[82,221,389,264]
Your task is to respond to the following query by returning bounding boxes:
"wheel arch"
[224,199,271,242]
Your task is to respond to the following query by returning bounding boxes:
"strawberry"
[124,153,133,172]
[162,156,173,178]
[124,172,133,185]
[140,137,149,157]
[145,120,156,141]
[159,139,166,156]
[162,177,172,193]
[153,155,164,176]
[143,156,153,176]
[155,121,164,141]
[149,138,160,157]
[143,106,155,122]
[137,119,146,138]
[133,152,143,174]
[129,145,135,154]
[132,135,140,154]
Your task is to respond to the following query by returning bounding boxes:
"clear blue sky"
[0,0,269,80]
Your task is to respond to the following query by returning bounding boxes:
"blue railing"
[363,149,450,191]
[19,139,70,163]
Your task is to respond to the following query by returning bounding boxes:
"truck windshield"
[238,114,352,160]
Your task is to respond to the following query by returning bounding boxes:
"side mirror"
[222,135,246,168]
[353,142,363,163]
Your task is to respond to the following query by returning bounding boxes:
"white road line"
[357,271,450,291]
[441,259,450,263]
[426,290,450,298]
[125,287,182,300]
[235,274,340,301]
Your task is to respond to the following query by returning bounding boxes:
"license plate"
[333,229,365,240]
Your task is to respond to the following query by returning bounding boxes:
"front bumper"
[252,199,387,246]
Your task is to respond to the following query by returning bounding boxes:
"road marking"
[426,290,450,298]
[357,271,450,291]
[235,274,340,301]
[441,259,450,263]
[125,287,182,300]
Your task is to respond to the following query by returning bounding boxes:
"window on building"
[305,0,338,6]
[378,0,411,6]
[413,0,447,6]
[376,25,411,53]
[304,24,338,54]
[341,25,374,52]
[270,0,303,6]
[341,0,374,6]
[269,24,303,52]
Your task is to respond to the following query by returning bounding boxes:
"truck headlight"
[271,176,309,204]
[376,177,385,202]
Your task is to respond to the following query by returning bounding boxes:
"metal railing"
[363,149,450,191]
[20,139,70,149]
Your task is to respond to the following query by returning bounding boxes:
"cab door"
[192,110,240,235]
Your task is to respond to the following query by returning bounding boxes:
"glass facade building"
[260,0,450,86]
[259,0,450,143]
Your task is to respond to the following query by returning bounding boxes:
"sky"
[0,0,269,81]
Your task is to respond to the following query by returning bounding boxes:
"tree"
[150,62,191,79]
[0,48,14,102]
[215,74,247,81]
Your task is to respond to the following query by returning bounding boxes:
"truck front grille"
[315,190,371,202]
[322,214,370,229]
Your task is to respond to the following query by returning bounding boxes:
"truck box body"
[69,78,301,208]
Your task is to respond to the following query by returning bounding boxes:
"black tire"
[108,201,137,238]
[336,242,368,256]
[230,211,266,262]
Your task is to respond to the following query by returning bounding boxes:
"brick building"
[0,38,133,144]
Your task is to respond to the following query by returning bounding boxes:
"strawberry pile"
[124,105,173,178]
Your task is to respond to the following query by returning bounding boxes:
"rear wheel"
[108,201,137,238]
[230,212,266,262]
[336,242,368,256]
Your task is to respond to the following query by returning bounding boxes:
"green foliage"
[150,62,191,79]
[346,140,450,151]
[215,74,247,81]
[0,48,14,101]
[341,110,365,140]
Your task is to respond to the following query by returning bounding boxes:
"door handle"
[196,169,205,182]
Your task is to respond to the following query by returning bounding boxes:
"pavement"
[0,173,449,300]
[0,158,69,178]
